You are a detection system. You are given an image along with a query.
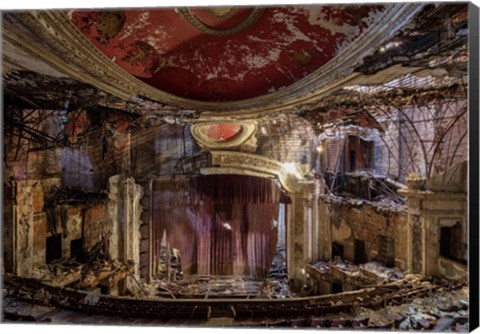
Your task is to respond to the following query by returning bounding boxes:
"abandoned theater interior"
[1,2,479,330]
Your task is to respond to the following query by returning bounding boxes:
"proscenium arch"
[156,150,308,279]
[199,150,305,193]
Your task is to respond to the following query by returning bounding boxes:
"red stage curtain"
[153,175,283,278]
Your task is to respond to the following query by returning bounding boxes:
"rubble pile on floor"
[310,259,405,285]
[155,248,184,282]
[1,245,468,329]
[246,278,468,330]
[320,191,407,213]
[308,259,399,293]
[304,260,468,331]
[142,275,295,299]
[328,284,469,331]
[361,261,405,282]
[3,272,467,330]
[142,244,294,300]
[32,235,134,291]
[268,246,287,279]
[259,278,296,299]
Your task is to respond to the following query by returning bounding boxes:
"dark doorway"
[349,150,356,171]
[331,281,343,293]
[354,239,368,264]
[46,234,62,264]
[440,223,467,264]
[98,284,109,294]
[439,226,451,258]
[70,238,83,259]
[332,242,344,260]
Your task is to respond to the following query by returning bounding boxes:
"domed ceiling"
[70,5,386,102]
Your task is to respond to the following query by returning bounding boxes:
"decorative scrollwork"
[208,7,238,20]
[178,8,264,36]
[209,150,300,192]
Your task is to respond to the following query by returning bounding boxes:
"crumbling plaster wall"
[320,137,344,174]
[318,199,408,270]
[129,124,194,281]
[138,180,153,281]
[7,177,113,279]
[108,175,143,291]
[4,107,135,193]
[403,191,467,280]
[12,178,61,277]
[3,183,15,273]
[5,107,175,284]
[287,181,314,289]
[316,99,467,184]
[5,134,115,193]
[125,178,143,289]
[400,161,467,280]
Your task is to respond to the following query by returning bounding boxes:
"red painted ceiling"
[70,5,385,102]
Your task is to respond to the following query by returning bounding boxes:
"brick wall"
[256,116,317,168]
[319,199,408,270]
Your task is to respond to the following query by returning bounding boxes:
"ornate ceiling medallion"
[178,8,264,36]
[208,7,238,20]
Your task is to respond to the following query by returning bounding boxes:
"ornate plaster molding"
[3,4,423,117]
[190,121,257,151]
[208,8,239,20]
[178,8,264,36]
[200,167,276,181]
[208,150,305,192]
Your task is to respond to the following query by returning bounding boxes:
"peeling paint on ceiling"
[71,5,385,102]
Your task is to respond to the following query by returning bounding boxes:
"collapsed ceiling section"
[298,3,468,132]
[1,3,468,128]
